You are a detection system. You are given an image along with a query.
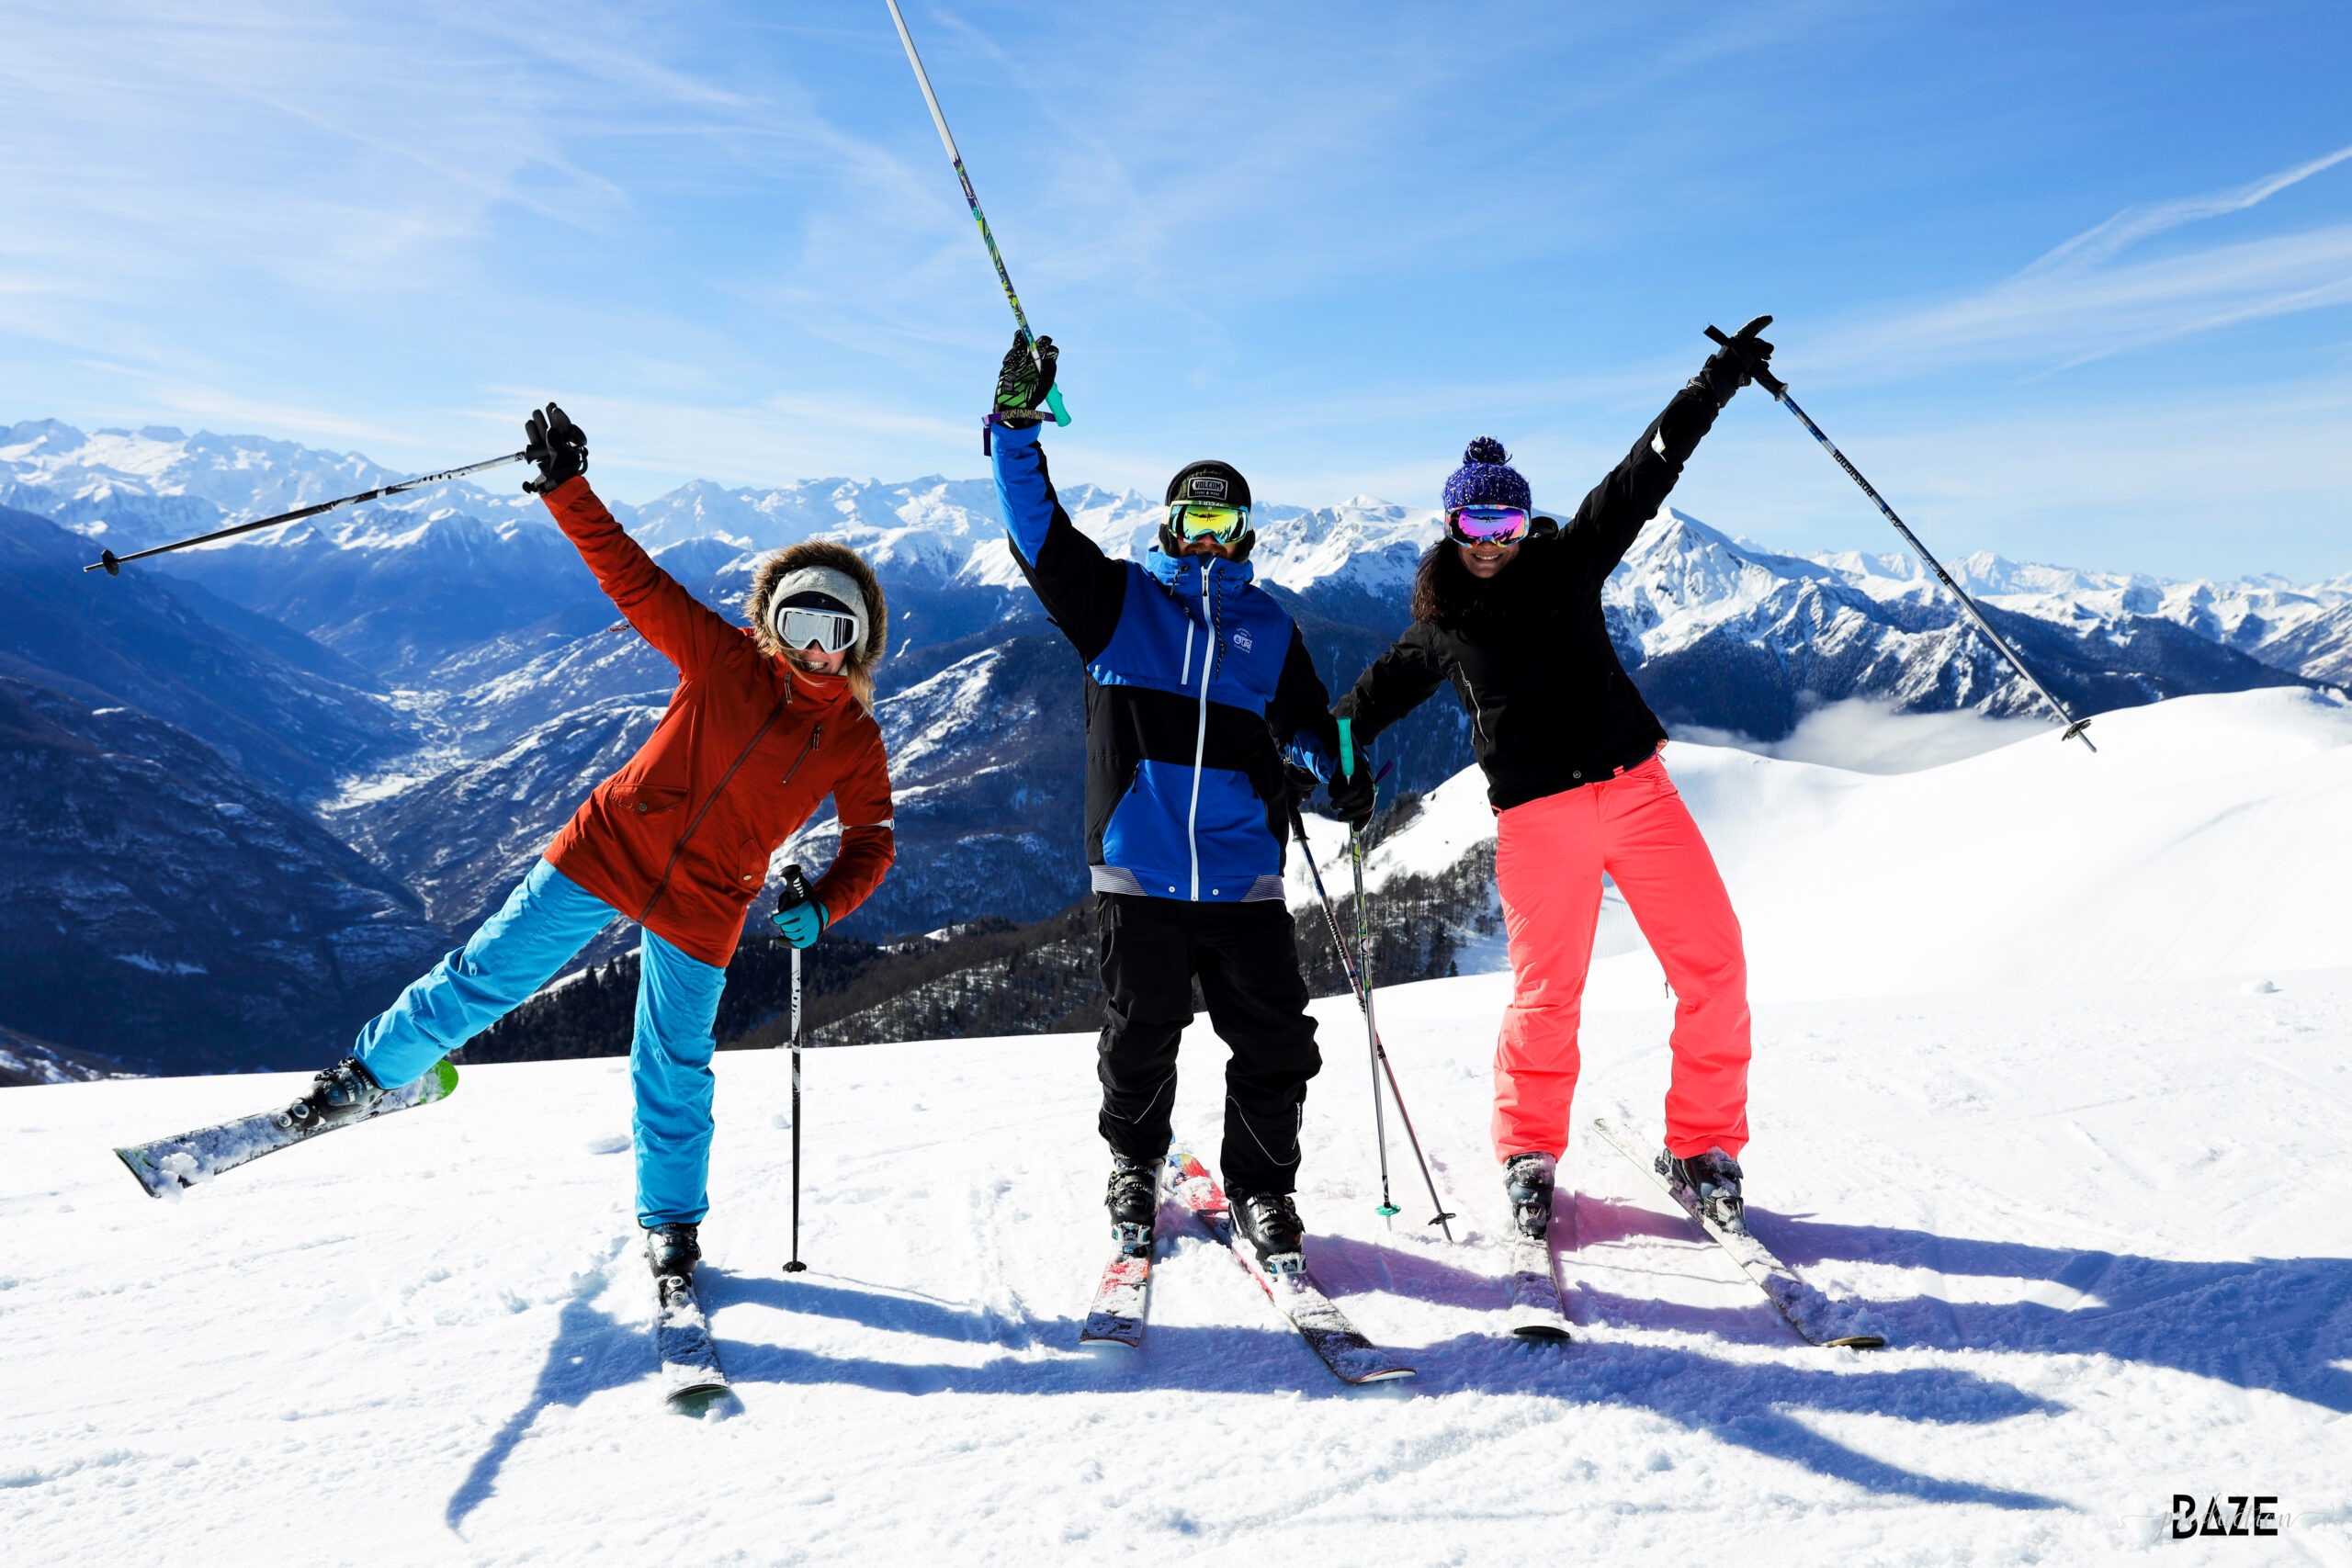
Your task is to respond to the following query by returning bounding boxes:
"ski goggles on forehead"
[1168,501,1251,544]
[1445,504,1532,546]
[775,604,860,654]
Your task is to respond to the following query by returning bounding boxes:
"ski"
[1165,1148,1413,1386]
[1591,1117,1887,1348]
[114,1059,460,1198]
[654,1270,731,1411]
[1503,1233,1572,1340]
[1078,1252,1153,1351]
[1079,1162,1165,1351]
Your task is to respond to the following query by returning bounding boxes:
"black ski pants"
[1093,892,1322,1196]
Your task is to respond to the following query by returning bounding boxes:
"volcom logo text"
[1187,476,1227,500]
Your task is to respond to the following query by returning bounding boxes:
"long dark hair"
[1408,538,1507,627]
[1409,516,1557,626]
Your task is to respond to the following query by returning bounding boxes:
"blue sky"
[3,1,2347,579]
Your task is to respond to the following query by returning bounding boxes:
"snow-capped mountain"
[5,418,2346,1072]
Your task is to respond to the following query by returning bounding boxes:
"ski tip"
[426,1059,460,1100]
[112,1146,167,1199]
[1345,1368,1417,1393]
[1510,1324,1573,1343]
[1823,1334,1888,1350]
[665,1382,735,1416]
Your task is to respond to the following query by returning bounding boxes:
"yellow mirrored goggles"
[1169,501,1251,544]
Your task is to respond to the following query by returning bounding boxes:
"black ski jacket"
[1337,374,1728,812]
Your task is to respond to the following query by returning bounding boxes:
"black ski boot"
[1503,1151,1556,1241]
[284,1056,385,1130]
[1105,1152,1160,1258]
[1657,1146,1746,1235]
[646,1222,701,1280]
[1228,1191,1306,1277]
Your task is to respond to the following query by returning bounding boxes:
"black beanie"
[1164,459,1251,510]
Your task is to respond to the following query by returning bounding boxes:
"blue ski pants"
[352,858,730,1227]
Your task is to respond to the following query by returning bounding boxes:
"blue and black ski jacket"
[991,423,1342,903]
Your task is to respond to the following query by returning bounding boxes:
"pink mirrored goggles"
[1445,504,1532,546]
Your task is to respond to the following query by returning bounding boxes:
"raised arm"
[1559,317,1777,578]
[986,335,1128,660]
[541,476,737,674]
[1334,622,1452,748]
[517,401,737,674]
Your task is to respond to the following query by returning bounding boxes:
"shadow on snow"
[445,1206,2352,1527]
[703,1264,2060,1510]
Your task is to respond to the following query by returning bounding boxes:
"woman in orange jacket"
[288,404,894,1279]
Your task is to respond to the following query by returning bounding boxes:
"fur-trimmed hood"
[747,539,888,707]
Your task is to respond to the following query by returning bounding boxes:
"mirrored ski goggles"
[775,605,860,653]
[1445,504,1532,546]
[1168,501,1251,544]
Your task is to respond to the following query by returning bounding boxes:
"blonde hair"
[745,540,888,709]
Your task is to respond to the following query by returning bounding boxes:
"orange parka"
[537,476,894,965]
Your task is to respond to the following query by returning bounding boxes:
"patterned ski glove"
[522,402,589,494]
[1696,315,1775,407]
[771,897,829,949]
[990,331,1058,429]
[1326,760,1377,830]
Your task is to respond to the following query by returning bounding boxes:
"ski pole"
[883,0,1069,427]
[1335,718,1404,1227]
[81,449,529,576]
[1709,322,2095,751]
[1288,795,1457,1241]
[780,864,811,1274]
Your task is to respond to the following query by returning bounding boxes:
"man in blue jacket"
[987,333,1373,1271]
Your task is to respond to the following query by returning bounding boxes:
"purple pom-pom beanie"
[1442,436,1531,512]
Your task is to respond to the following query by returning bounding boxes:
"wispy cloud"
[1826,141,2352,376]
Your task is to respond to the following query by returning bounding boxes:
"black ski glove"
[990,332,1058,428]
[1284,760,1324,808]
[1326,758,1377,830]
[1695,315,1776,407]
[523,402,589,494]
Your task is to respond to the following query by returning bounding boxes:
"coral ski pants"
[1492,754,1749,1163]
[351,858,729,1227]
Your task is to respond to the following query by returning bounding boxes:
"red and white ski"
[1165,1148,1413,1386]
[1079,1161,1165,1352]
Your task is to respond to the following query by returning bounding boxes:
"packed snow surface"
[6,690,2351,1564]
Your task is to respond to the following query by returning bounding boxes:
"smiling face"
[1182,536,1238,559]
[786,642,850,676]
[1458,538,1521,579]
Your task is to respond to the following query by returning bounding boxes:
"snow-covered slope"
[1312,687,2352,1005]
[6,689,2348,1562]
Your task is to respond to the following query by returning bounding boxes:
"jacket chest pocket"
[609,784,686,818]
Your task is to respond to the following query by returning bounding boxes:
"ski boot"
[1228,1191,1306,1278]
[1657,1146,1746,1235]
[1502,1151,1556,1241]
[646,1222,701,1280]
[283,1056,385,1130]
[1105,1152,1159,1258]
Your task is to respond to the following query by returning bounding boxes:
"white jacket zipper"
[1183,563,1215,899]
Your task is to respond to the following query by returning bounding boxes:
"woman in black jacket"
[1336,319,1777,1244]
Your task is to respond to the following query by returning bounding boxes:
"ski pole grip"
[780,863,810,906]
[1338,716,1355,779]
[1044,384,1070,426]
[1704,323,1786,397]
